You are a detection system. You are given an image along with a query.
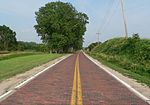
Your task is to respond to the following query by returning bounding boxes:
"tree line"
[0,25,47,52]
[0,25,17,51]
[0,1,88,53]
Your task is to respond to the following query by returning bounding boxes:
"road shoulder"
[0,54,70,99]
[84,52,150,104]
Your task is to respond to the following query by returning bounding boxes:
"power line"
[96,0,116,44]
[97,0,119,38]
[96,0,128,42]
[100,1,120,34]
[98,0,116,33]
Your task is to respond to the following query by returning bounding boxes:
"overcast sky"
[0,0,150,47]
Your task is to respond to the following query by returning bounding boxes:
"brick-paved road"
[0,52,149,105]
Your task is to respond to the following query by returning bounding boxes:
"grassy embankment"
[88,36,150,87]
[0,52,63,81]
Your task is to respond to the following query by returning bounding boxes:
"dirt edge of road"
[84,52,150,104]
[0,54,71,98]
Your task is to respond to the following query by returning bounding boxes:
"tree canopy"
[34,1,89,53]
[0,25,17,51]
[17,41,48,52]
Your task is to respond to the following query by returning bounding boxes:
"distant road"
[0,52,148,105]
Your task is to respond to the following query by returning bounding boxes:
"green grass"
[0,51,42,61]
[0,53,63,81]
[88,36,150,87]
[89,53,150,87]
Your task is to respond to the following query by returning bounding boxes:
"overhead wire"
[97,0,115,32]
[97,0,119,35]
[101,0,120,34]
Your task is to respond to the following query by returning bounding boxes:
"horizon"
[0,0,150,47]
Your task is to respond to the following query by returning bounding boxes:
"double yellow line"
[70,55,83,105]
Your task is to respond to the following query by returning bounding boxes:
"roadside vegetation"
[0,52,41,61]
[35,1,89,53]
[0,1,88,53]
[87,34,150,87]
[0,1,88,82]
[0,53,62,81]
[0,25,48,52]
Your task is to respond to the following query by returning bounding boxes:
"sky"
[0,0,150,47]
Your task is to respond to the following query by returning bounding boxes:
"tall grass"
[89,35,150,86]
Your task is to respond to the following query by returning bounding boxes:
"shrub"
[89,34,150,80]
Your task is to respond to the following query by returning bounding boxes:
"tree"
[0,25,17,51]
[17,41,48,52]
[34,1,89,53]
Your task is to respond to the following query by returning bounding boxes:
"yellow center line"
[77,55,83,105]
[70,57,77,105]
[70,54,83,105]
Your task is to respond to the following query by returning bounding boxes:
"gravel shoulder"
[0,54,70,96]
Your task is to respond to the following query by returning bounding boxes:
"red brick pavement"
[0,54,77,105]
[79,53,148,105]
[0,52,149,105]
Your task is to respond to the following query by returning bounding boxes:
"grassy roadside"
[87,36,150,87]
[0,53,63,81]
[0,52,42,61]
[88,53,150,87]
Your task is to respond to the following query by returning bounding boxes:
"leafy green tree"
[0,25,17,51]
[34,1,89,53]
[17,41,48,52]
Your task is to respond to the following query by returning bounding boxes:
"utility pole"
[120,0,128,38]
[96,32,100,45]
